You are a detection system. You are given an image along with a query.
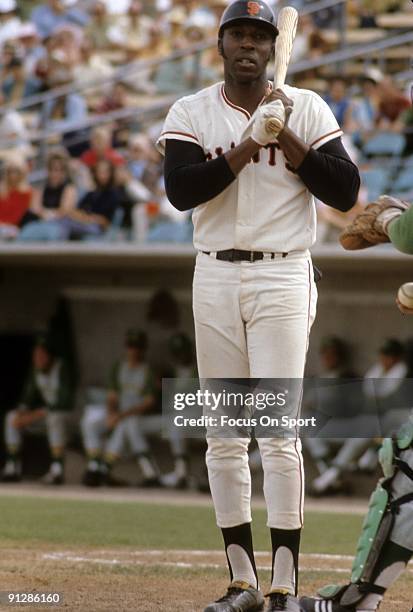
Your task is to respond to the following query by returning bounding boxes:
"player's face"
[33,346,53,371]
[221,22,274,83]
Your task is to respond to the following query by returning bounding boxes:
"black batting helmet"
[218,0,278,39]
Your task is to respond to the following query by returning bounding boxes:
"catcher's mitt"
[339,195,411,250]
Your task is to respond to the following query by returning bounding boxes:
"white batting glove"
[252,100,286,146]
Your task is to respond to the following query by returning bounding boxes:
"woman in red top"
[0,158,33,239]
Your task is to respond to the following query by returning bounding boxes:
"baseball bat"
[266,6,298,134]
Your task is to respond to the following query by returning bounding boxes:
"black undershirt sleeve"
[164,136,360,213]
[296,138,360,212]
[164,139,236,211]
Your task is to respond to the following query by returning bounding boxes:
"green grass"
[0,496,363,555]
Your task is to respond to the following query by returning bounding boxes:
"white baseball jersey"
[157,82,342,253]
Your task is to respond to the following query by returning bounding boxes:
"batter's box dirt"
[0,547,411,611]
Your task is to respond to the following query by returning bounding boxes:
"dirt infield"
[0,545,411,611]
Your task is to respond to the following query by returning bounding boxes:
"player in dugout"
[156,1,360,610]
[299,115,413,611]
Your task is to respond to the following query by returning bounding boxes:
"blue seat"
[392,167,413,194]
[363,132,405,157]
[360,167,390,201]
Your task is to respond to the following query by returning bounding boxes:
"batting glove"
[252,100,286,146]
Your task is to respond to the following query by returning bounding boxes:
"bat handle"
[265,116,284,135]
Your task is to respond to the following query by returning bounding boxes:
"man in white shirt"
[157,2,359,610]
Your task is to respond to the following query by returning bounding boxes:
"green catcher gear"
[318,419,413,607]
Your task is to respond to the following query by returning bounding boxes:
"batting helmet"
[218,0,278,39]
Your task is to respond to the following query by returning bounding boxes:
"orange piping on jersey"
[161,130,199,142]
[310,128,342,148]
[221,85,251,120]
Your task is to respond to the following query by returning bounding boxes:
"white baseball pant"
[193,251,317,529]
[5,409,70,449]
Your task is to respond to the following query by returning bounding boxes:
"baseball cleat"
[266,592,300,611]
[204,581,264,612]
[299,596,353,611]
[82,469,102,487]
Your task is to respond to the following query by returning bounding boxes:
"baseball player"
[300,166,413,610]
[1,333,74,485]
[81,329,160,487]
[157,2,359,610]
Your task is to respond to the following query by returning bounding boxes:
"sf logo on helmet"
[247,1,261,16]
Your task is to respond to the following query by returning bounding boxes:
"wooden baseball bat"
[266,6,298,134]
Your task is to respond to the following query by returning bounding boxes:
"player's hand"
[107,412,121,430]
[252,100,286,146]
[396,297,413,315]
[264,88,294,126]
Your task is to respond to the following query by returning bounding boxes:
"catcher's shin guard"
[304,420,413,609]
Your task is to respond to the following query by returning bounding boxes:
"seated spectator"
[0,0,21,51]
[85,1,113,51]
[350,73,379,147]
[50,23,84,70]
[0,91,33,162]
[1,332,75,485]
[324,77,353,131]
[80,126,125,168]
[127,133,160,183]
[81,329,160,487]
[17,23,46,76]
[54,159,122,240]
[31,0,89,40]
[18,149,77,241]
[0,157,34,240]
[107,0,153,59]
[73,38,113,98]
[40,59,88,154]
[2,56,41,103]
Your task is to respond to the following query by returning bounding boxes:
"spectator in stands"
[1,332,75,485]
[85,1,113,51]
[0,157,34,240]
[376,77,410,130]
[40,59,88,141]
[81,329,161,487]
[351,72,378,148]
[17,23,46,76]
[310,338,408,496]
[31,0,89,40]
[127,133,160,185]
[324,77,353,131]
[92,81,130,115]
[80,126,125,168]
[0,91,33,162]
[50,23,84,70]
[73,38,113,98]
[291,13,332,68]
[55,159,122,240]
[107,0,153,60]
[0,0,21,51]
[2,56,41,103]
[18,149,77,241]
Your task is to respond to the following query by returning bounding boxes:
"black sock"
[221,523,258,589]
[270,528,301,595]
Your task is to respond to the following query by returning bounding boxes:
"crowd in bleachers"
[0,0,412,244]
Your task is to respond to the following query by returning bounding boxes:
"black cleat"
[204,581,264,612]
[82,470,102,487]
[266,592,300,611]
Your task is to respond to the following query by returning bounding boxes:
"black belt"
[202,249,288,262]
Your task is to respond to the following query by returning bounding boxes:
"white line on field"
[42,553,349,573]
